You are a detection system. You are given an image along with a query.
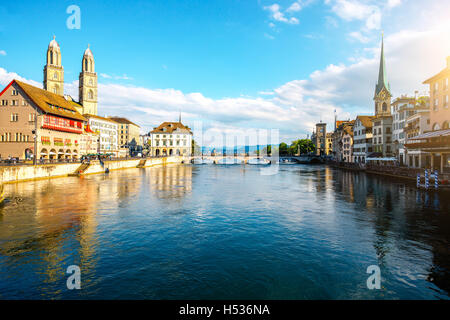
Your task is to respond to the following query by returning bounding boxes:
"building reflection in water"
[327,167,450,296]
[0,164,193,298]
[146,164,193,199]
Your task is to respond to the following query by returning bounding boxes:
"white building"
[352,115,375,163]
[404,107,431,168]
[149,121,192,156]
[83,114,119,155]
[391,96,416,165]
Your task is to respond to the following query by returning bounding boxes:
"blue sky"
[1,0,449,143]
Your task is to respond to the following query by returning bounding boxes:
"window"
[88,90,94,99]
[11,113,18,122]
[445,95,449,107]
[53,73,58,80]
[11,89,18,96]
[1,100,8,106]
[11,100,18,106]
[434,82,438,92]
[29,113,36,122]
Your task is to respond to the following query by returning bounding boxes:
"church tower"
[79,45,98,115]
[373,34,392,116]
[43,36,64,95]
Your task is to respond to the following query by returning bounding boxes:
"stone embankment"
[0,156,185,183]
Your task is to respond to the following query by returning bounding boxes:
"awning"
[409,129,450,140]
[40,151,48,155]
[49,151,56,155]
[366,157,397,161]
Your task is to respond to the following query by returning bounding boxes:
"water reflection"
[0,164,449,299]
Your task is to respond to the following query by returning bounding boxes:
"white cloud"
[100,73,133,80]
[287,2,303,13]
[387,0,402,8]
[326,0,381,30]
[348,31,370,43]
[0,67,41,88]
[0,50,6,56]
[1,22,449,143]
[264,3,300,24]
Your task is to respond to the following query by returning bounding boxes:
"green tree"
[279,142,289,156]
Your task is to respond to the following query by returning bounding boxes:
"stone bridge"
[190,155,324,164]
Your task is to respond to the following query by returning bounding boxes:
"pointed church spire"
[375,32,391,96]
[179,111,181,123]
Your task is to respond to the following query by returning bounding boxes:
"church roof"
[1,80,86,121]
[375,35,391,97]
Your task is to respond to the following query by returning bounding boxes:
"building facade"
[43,36,64,96]
[0,80,86,160]
[404,108,430,168]
[391,96,416,164]
[406,56,450,173]
[78,45,98,116]
[325,132,333,156]
[150,122,192,157]
[352,115,374,163]
[109,117,141,147]
[314,122,326,156]
[83,114,118,155]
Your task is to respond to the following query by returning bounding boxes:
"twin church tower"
[43,36,98,115]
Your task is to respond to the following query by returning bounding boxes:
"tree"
[192,139,201,155]
[279,142,289,156]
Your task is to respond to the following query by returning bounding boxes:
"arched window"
[382,102,387,112]
[50,52,53,65]
[88,90,94,99]
[89,79,93,86]
[53,73,58,80]
[443,121,449,129]
[433,123,441,131]
[84,59,88,71]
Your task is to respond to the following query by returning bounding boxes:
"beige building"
[406,56,450,173]
[314,122,326,156]
[109,117,141,147]
[325,132,333,156]
[0,80,86,160]
[150,122,192,156]
[78,45,98,116]
[43,36,64,96]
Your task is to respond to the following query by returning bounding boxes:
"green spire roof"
[375,34,391,96]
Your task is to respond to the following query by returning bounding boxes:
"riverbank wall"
[0,156,185,184]
[329,161,450,186]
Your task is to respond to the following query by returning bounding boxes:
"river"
[0,163,449,299]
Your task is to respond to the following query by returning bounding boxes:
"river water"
[0,164,449,299]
